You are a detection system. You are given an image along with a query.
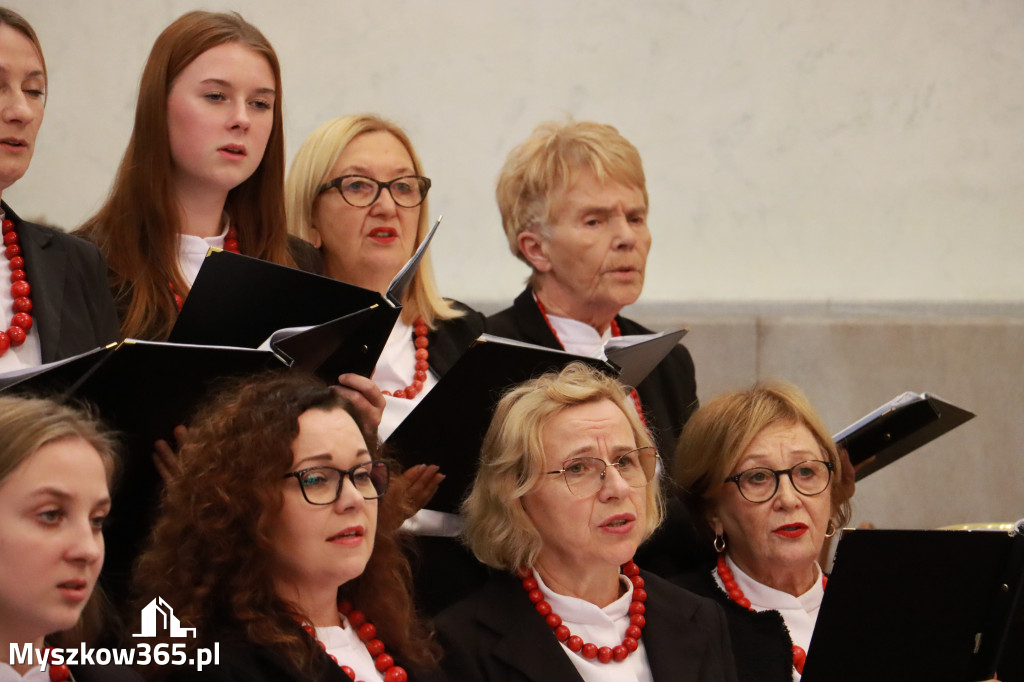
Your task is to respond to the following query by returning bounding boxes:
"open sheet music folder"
[168,216,442,349]
[801,528,1024,682]
[833,392,975,480]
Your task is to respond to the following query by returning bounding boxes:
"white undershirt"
[177,226,228,289]
[534,571,653,682]
[316,614,383,682]
[0,211,43,373]
[0,662,49,681]
[374,317,440,441]
[712,555,824,682]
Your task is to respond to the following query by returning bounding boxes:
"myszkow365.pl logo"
[11,597,220,672]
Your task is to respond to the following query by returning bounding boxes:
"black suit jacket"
[485,287,699,461]
[671,566,794,682]
[162,637,447,682]
[7,203,120,363]
[422,300,486,377]
[436,570,738,682]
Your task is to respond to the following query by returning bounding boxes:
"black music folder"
[802,528,1024,682]
[832,392,975,480]
[168,216,441,349]
[385,333,681,514]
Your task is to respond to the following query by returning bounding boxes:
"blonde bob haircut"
[285,113,461,328]
[674,380,852,542]
[495,119,648,274]
[462,362,663,572]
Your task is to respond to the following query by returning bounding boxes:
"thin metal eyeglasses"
[282,461,390,505]
[317,174,431,208]
[724,459,834,504]
[545,447,660,497]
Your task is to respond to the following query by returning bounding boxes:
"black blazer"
[436,570,738,682]
[422,300,486,377]
[671,566,794,682]
[7,203,120,362]
[485,287,699,461]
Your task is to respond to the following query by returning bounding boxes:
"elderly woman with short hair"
[436,362,737,682]
[671,381,853,682]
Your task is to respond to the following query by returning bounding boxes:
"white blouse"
[534,571,654,682]
[712,555,824,681]
[176,226,228,289]
[0,662,49,681]
[375,317,439,441]
[316,614,383,682]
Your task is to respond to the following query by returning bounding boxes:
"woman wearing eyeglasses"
[132,371,443,681]
[285,114,484,440]
[670,381,853,682]
[435,362,737,682]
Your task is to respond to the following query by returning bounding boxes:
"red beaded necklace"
[170,227,240,312]
[0,218,34,357]
[715,555,826,675]
[517,561,647,664]
[44,647,72,681]
[380,316,429,399]
[533,294,645,424]
[298,600,408,682]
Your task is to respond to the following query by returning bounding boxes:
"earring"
[825,519,836,538]
[713,534,726,553]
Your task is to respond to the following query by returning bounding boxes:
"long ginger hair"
[76,11,293,341]
[132,371,438,677]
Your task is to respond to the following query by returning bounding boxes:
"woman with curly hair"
[132,371,442,681]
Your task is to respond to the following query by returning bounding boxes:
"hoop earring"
[713,534,726,553]
[825,520,836,538]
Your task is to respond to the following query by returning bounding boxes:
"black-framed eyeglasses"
[546,447,660,497]
[725,460,834,504]
[317,174,431,208]
[283,461,390,505]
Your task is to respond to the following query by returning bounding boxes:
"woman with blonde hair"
[436,362,737,682]
[77,11,319,342]
[286,114,484,439]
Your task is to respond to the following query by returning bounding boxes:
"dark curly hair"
[132,370,438,677]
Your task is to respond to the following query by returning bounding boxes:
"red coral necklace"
[716,555,826,674]
[299,600,408,682]
[517,561,647,664]
[380,317,429,399]
[0,218,34,356]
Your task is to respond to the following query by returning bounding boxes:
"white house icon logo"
[133,597,196,638]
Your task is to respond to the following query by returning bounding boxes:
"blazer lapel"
[642,575,715,682]
[511,287,562,349]
[481,573,585,682]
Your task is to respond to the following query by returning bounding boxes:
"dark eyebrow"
[293,449,371,469]
[29,488,111,507]
[338,165,416,178]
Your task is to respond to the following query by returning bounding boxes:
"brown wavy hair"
[76,11,294,341]
[132,371,438,677]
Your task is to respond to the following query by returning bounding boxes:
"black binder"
[802,528,1024,682]
[833,393,975,480]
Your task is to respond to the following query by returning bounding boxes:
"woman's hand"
[152,424,189,483]
[334,373,386,435]
[400,464,445,518]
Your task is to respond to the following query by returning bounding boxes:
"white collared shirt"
[375,317,439,441]
[0,662,49,682]
[177,226,228,289]
[545,312,613,360]
[534,571,654,682]
[712,555,824,681]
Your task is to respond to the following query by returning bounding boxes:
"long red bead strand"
[0,219,34,356]
[298,600,408,682]
[380,317,428,399]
